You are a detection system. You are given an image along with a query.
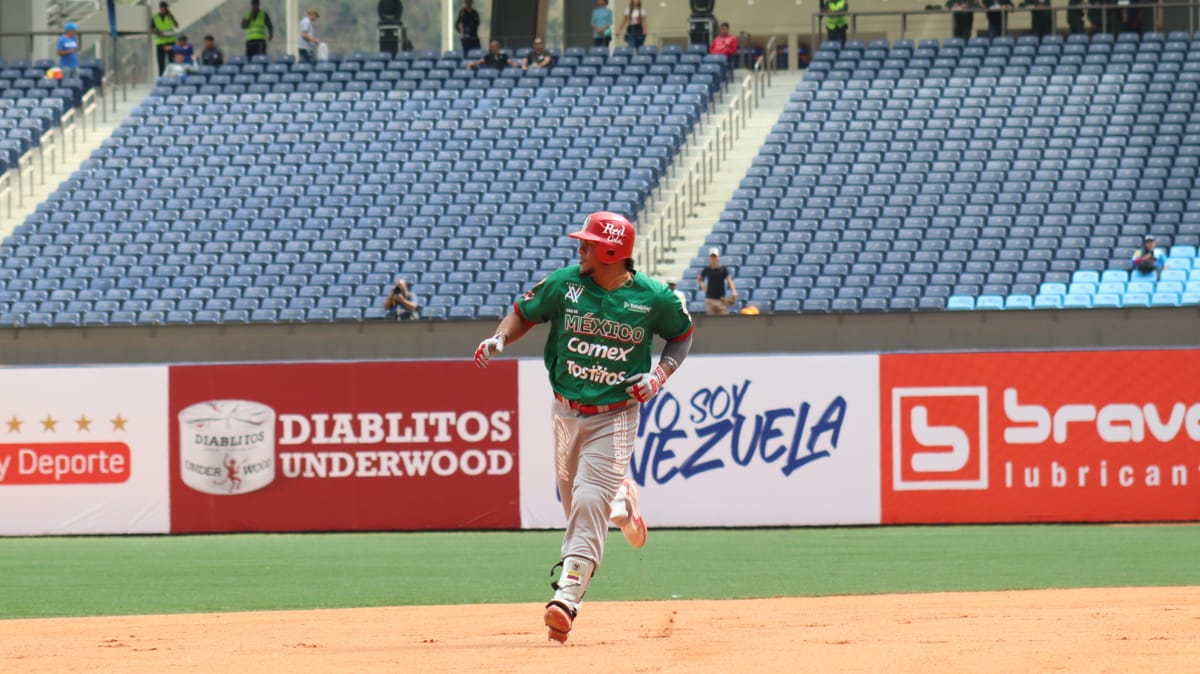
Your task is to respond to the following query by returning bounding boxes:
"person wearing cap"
[666,279,688,308]
[1131,235,1166,279]
[298,8,321,64]
[697,248,738,315]
[56,23,80,79]
[172,34,194,65]
[241,0,275,58]
[151,2,179,75]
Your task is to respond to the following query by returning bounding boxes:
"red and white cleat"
[544,601,575,643]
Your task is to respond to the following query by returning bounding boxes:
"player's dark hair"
[625,258,635,272]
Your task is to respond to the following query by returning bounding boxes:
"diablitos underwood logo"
[892,387,988,491]
[179,400,277,496]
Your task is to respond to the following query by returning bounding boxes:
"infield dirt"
[3,586,1197,673]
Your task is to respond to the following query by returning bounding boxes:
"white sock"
[552,556,595,614]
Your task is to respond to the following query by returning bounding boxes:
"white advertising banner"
[0,366,170,535]
[520,354,881,528]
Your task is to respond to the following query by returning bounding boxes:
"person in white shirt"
[298,8,321,64]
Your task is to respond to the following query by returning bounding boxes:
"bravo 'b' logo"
[600,222,625,243]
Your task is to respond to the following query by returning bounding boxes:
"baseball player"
[474,211,693,643]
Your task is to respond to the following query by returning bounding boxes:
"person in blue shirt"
[172,35,195,65]
[57,23,80,78]
[591,0,614,48]
[1131,235,1167,279]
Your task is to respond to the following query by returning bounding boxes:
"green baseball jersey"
[515,265,694,405]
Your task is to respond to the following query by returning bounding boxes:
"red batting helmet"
[568,211,635,262]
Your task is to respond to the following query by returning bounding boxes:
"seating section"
[0,47,728,327]
[0,58,102,174]
[689,31,1200,314]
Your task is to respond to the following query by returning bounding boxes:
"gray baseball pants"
[552,397,638,567]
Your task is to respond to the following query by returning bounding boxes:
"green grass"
[0,525,1197,619]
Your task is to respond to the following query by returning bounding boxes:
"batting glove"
[625,365,668,403]
[474,334,505,368]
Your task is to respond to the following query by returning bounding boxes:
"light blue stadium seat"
[1122,293,1151,307]
[1039,282,1067,296]
[1092,293,1121,308]
[946,295,974,310]
[975,295,1003,310]
[1004,294,1033,310]
[1062,294,1093,308]
[1151,293,1181,307]
[1032,293,1060,309]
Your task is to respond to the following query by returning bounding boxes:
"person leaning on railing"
[821,0,849,43]
[945,0,981,40]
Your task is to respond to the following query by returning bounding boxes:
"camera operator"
[383,278,420,320]
[1131,235,1166,279]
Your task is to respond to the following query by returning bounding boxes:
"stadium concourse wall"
[1,309,1199,536]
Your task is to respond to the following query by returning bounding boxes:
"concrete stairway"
[0,84,153,240]
[655,69,805,283]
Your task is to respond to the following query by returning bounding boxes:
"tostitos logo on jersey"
[565,360,628,385]
[567,337,633,362]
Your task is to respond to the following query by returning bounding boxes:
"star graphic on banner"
[5,416,21,433]
[42,415,58,432]
[76,415,93,432]
[111,414,128,431]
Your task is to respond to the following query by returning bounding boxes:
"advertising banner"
[881,350,1200,523]
[169,361,520,533]
[520,355,881,528]
[0,366,169,535]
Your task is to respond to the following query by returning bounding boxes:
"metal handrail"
[638,52,780,275]
[0,171,12,219]
[810,0,1198,49]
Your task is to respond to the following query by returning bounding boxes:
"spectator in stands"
[56,23,80,79]
[298,9,321,64]
[151,2,179,76]
[200,35,225,66]
[1131,235,1166,279]
[242,0,274,58]
[946,0,978,40]
[384,279,420,320]
[523,37,554,70]
[666,280,688,308]
[592,0,614,48]
[983,0,1012,37]
[466,40,515,70]
[172,35,195,65]
[1086,0,1104,34]
[162,50,195,79]
[709,23,739,68]
[1027,0,1053,37]
[697,249,738,316]
[1066,0,1086,33]
[618,0,648,50]
[822,0,849,43]
[455,0,482,55]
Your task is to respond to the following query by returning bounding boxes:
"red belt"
[554,392,635,415]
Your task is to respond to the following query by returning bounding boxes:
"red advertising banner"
[881,350,1200,523]
[0,443,131,485]
[169,361,520,533]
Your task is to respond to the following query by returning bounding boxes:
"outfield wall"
[1,307,1199,366]
[2,350,1197,536]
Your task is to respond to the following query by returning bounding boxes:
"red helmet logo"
[568,211,635,262]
